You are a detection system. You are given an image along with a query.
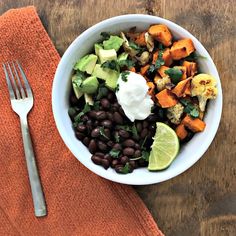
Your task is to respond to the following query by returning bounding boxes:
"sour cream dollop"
[116,71,154,122]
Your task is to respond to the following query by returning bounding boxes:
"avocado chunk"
[97,49,117,64]
[92,64,119,90]
[74,54,98,74]
[80,76,99,94]
[72,74,84,99]
[95,43,103,56]
[117,52,129,62]
[103,35,124,51]
[84,93,94,105]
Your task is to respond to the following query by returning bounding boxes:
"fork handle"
[20,115,47,217]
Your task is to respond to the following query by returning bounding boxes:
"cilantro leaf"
[73,103,91,123]
[115,83,120,92]
[101,60,119,72]
[118,59,135,69]
[93,101,100,111]
[180,99,199,118]
[99,127,109,140]
[100,32,110,40]
[120,163,130,174]
[185,52,207,61]
[109,149,120,158]
[96,85,109,100]
[129,41,142,51]
[148,50,165,73]
[164,68,183,84]
[114,132,120,142]
[131,124,138,139]
[141,150,150,162]
[121,71,130,82]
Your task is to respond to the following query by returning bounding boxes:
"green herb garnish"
[141,150,150,162]
[185,52,207,61]
[118,59,135,69]
[180,99,199,118]
[131,124,138,139]
[115,83,120,92]
[120,163,130,174]
[101,60,119,72]
[148,50,164,73]
[99,127,109,140]
[164,68,183,84]
[93,101,100,111]
[114,132,120,143]
[121,71,130,82]
[109,149,120,158]
[73,103,91,123]
[96,85,109,100]
[129,41,144,52]
[100,32,110,40]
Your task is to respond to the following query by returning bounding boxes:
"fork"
[3,61,47,217]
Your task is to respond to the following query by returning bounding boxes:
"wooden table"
[1,1,235,235]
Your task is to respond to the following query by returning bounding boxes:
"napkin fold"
[0,6,163,236]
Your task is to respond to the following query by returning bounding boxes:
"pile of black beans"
[69,88,161,174]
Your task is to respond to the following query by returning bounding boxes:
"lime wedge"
[148,122,179,171]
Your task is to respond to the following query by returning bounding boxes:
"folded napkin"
[0,7,163,236]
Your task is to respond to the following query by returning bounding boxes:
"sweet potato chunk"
[182,115,206,132]
[140,64,150,75]
[156,89,178,108]
[172,78,191,97]
[152,49,173,66]
[183,61,197,77]
[148,24,172,46]
[174,66,187,80]
[158,66,170,78]
[175,124,188,140]
[170,39,195,60]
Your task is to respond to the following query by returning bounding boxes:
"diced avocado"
[74,54,98,74]
[117,52,129,62]
[80,76,98,94]
[84,93,94,105]
[97,49,117,64]
[103,35,124,51]
[95,43,103,56]
[92,64,119,80]
[105,76,119,90]
[72,75,84,99]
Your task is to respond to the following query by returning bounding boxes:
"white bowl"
[52,14,222,185]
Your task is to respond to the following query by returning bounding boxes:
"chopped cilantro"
[131,124,138,139]
[118,59,135,69]
[99,127,109,140]
[114,132,120,143]
[148,50,164,73]
[164,68,183,84]
[109,149,120,158]
[101,60,119,72]
[73,103,91,124]
[120,163,130,174]
[121,71,130,82]
[141,150,150,162]
[100,32,110,40]
[180,99,199,118]
[115,83,120,92]
[96,85,109,100]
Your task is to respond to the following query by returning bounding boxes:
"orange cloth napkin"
[0,6,163,236]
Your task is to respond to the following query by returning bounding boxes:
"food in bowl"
[68,24,218,174]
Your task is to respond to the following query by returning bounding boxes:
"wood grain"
[0,0,235,235]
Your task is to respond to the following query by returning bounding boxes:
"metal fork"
[3,61,47,217]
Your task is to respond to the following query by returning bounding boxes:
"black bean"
[118,107,125,116]
[132,134,140,141]
[120,156,129,164]
[95,152,105,158]
[86,120,93,132]
[147,114,158,122]
[77,124,86,133]
[70,95,79,105]
[93,120,99,127]
[100,98,110,110]
[119,129,130,138]
[134,143,140,150]
[88,139,97,154]
[97,141,108,151]
[104,154,112,164]
[112,103,120,112]
[107,92,115,101]
[75,131,85,140]
[106,112,113,121]
[91,128,100,138]
[123,139,135,147]
[88,110,97,119]
[136,122,142,133]
[104,128,111,139]
[82,137,90,146]
[113,143,122,151]
[96,111,107,120]
[107,140,114,147]
[138,158,148,167]
[91,155,102,165]
[142,121,149,128]
[81,115,89,122]
[123,147,135,156]
[140,128,149,139]
[134,150,141,158]
[115,165,124,173]
[101,159,110,169]
[101,120,112,129]
[113,112,123,124]
[111,159,119,168]
[129,160,136,169]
